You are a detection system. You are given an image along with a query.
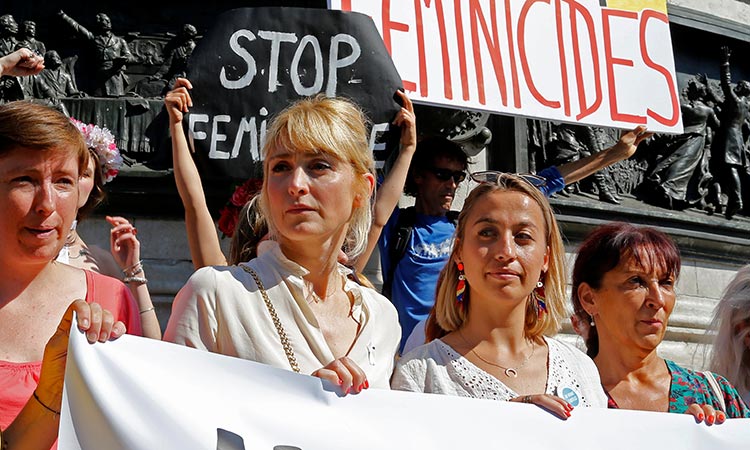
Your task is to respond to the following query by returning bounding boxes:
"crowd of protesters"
[0,46,749,449]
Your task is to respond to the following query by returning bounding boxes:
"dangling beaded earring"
[456,262,466,305]
[531,276,547,318]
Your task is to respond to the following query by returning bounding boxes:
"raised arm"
[354,90,416,273]
[165,78,228,269]
[107,216,162,340]
[58,10,94,41]
[555,126,652,185]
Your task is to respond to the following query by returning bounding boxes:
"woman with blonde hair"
[392,174,606,418]
[165,91,400,393]
[709,264,750,405]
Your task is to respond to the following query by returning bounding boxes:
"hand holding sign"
[164,78,194,124]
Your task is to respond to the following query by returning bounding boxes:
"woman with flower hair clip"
[392,174,607,418]
[59,119,162,339]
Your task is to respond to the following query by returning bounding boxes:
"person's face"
[96,14,112,32]
[47,52,62,69]
[78,156,96,209]
[0,147,79,264]
[580,255,677,354]
[455,190,549,307]
[265,146,372,247]
[1,16,18,35]
[414,155,465,215]
[23,22,35,37]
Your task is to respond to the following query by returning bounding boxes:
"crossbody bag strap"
[703,371,727,413]
[240,264,301,373]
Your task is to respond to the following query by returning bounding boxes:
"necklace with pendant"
[470,344,535,378]
[459,329,535,378]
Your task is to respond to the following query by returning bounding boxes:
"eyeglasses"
[427,167,467,184]
[470,170,547,188]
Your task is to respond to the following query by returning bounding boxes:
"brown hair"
[77,149,106,220]
[0,101,88,173]
[428,176,567,342]
[571,222,681,358]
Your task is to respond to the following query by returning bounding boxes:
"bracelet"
[123,276,148,285]
[122,260,143,277]
[33,390,61,416]
[139,306,155,314]
[125,267,144,278]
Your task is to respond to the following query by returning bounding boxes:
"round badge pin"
[559,386,580,407]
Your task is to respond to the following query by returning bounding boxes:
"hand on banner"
[510,394,574,420]
[165,77,194,125]
[687,403,726,426]
[393,90,416,154]
[36,300,127,414]
[311,356,369,396]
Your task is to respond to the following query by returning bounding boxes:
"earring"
[590,316,595,327]
[530,277,547,318]
[456,262,466,305]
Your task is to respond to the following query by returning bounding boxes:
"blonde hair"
[709,264,750,399]
[430,177,567,341]
[259,95,374,259]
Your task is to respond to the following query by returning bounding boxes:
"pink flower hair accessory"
[70,118,123,184]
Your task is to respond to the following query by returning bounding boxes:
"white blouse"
[165,241,401,388]
[391,337,607,407]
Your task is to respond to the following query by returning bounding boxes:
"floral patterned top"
[606,359,750,418]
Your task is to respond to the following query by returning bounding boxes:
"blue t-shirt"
[378,165,564,352]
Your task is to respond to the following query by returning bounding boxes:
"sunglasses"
[470,170,547,188]
[427,167,467,184]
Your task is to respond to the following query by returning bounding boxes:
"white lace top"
[392,337,607,407]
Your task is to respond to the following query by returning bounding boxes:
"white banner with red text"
[59,329,748,450]
[328,0,683,133]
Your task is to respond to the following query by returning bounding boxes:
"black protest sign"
[184,7,403,179]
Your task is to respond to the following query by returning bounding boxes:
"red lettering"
[454,0,470,101]
[518,0,561,109]
[555,0,571,117]
[504,0,521,108]
[414,0,429,96]
[430,0,453,99]
[470,0,507,106]
[640,10,679,126]
[602,9,646,124]
[340,0,352,10]
[561,0,601,120]
[382,0,414,91]
[414,0,453,99]
[381,0,410,54]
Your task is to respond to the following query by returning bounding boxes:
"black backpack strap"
[381,208,460,299]
[382,206,416,299]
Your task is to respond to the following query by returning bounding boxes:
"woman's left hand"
[311,356,369,396]
[511,394,574,420]
[686,403,726,426]
[106,216,140,270]
[35,300,127,414]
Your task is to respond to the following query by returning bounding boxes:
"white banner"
[328,0,683,133]
[60,329,749,450]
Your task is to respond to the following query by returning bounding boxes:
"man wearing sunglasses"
[355,93,651,353]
